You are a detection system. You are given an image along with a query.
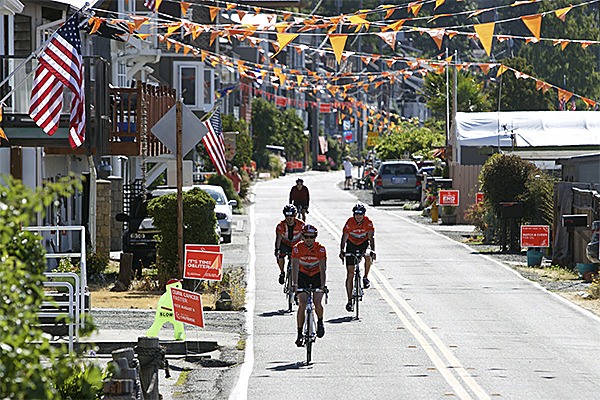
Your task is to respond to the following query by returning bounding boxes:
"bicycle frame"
[283,252,294,312]
[297,287,327,364]
[345,252,365,320]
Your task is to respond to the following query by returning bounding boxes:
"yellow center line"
[311,206,491,400]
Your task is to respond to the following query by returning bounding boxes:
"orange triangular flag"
[282,11,292,20]
[210,31,220,46]
[180,2,191,15]
[376,31,397,50]
[174,42,181,53]
[555,6,572,22]
[274,33,298,55]
[226,3,235,10]
[581,41,593,49]
[383,5,396,20]
[496,64,508,77]
[236,10,247,21]
[183,45,191,56]
[474,22,495,56]
[297,75,304,85]
[427,29,445,50]
[328,34,348,64]
[521,14,542,40]
[535,80,551,93]
[479,63,491,74]
[88,17,103,35]
[0,105,6,141]
[209,6,220,22]
[581,97,597,108]
[166,23,182,36]
[130,16,149,31]
[557,88,573,103]
[135,33,151,40]
[361,56,371,65]
[408,2,423,16]
[434,0,445,10]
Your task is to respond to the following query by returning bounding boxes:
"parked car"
[116,185,236,274]
[372,160,421,206]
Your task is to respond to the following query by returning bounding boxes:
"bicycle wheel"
[305,309,313,364]
[353,268,361,320]
[285,264,293,311]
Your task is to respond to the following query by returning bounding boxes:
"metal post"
[176,100,184,277]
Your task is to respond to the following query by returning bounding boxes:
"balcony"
[108,82,176,157]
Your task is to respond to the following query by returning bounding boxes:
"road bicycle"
[282,252,294,312]
[345,251,365,320]
[296,286,327,364]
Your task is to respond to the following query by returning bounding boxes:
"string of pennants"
[86,0,600,109]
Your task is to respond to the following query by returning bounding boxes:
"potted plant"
[440,205,457,225]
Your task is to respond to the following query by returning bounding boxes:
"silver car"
[372,160,421,206]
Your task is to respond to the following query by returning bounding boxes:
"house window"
[117,61,128,87]
[174,62,214,111]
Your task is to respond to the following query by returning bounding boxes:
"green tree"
[420,70,493,130]
[0,175,102,399]
[251,98,281,169]
[222,114,253,168]
[516,0,600,103]
[274,108,305,162]
[498,57,555,110]
[374,118,445,160]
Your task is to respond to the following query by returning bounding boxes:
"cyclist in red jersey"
[292,224,327,346]
[338,203,376,312]
[275,205,305,284]
[289,178,310,221]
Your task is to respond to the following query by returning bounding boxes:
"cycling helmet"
[283,204,297,216]
[352,203,366,215]
[302,224,318,237]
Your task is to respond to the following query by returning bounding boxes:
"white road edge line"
[311,206,487,400]
[229,204,256,400]
[382,209,600,324]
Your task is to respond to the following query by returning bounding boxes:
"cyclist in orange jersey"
[275,205,305,285]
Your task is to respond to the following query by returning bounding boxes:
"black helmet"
[302,224,318,236]
[283,204,297,216]
[352,203,366,215]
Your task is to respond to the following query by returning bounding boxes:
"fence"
[449,163,483,224]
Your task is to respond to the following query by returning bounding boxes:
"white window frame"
[173,61,214,111]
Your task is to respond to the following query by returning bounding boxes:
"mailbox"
[561,214,588,228]
[499,202,524,219]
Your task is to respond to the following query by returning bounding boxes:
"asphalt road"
[228,169,600,400]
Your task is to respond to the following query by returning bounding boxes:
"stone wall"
[96,179,112,259]
[109,177,124,251]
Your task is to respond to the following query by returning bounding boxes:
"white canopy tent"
[454,111,600,163]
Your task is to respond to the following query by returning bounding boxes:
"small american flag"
[29,14,85,148]
[570,97,577,111]
[144,0,162,12]
[202,106,227,175]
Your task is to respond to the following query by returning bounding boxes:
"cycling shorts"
[278,243,293,259]
[344,241,369,266]
[298,272,321,289]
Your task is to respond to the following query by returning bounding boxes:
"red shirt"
[292,241,326,276]
[289,185,310,207]
[343,216,374,245]
[276,219,305,246]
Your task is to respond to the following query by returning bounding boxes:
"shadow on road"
[267,362,311,371]
[326,316,354,324]
[258,309,291,317]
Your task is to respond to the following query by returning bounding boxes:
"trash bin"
[526,249,544,267]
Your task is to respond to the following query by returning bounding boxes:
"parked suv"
[372,160,421,206]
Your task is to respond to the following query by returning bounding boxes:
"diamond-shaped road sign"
[151,101,208,156]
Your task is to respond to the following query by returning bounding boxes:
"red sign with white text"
[439,190,460,206]
[520,225,550,247]
[185,244,221,252]
[476,192,484,204]
[171,287,204,328]
[319,103,333,113]
[184,250,223,281]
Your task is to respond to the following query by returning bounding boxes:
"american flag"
[202,106,227,175]
[144,0,162,12]
[29,15,85,148]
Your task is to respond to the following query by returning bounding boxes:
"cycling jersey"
[292,241,326,277]
[289,185,310,208]
[343,216,374,245]
[276,218,304,246]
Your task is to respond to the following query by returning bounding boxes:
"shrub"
[464,202,487,232]
[55,362,104,400]
[0,175,99,399]
[207,173,242,208]
[87,252,109,278]
[149,188,219,288]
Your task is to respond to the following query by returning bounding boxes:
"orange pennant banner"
[521,14,542,40]
[474,22,495,56]
[328,34,348,64]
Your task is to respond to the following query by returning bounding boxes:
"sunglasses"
[304,235,316,239]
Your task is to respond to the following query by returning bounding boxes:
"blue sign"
[344,130,353,143]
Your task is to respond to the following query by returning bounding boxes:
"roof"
[455,111,600,148]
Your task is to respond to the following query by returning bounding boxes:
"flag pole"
[0,3,91,104]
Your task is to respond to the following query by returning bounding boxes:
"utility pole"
[176,99,184,277]
[309,0,319,168]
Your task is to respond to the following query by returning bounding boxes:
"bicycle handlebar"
[296,287,328,304]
